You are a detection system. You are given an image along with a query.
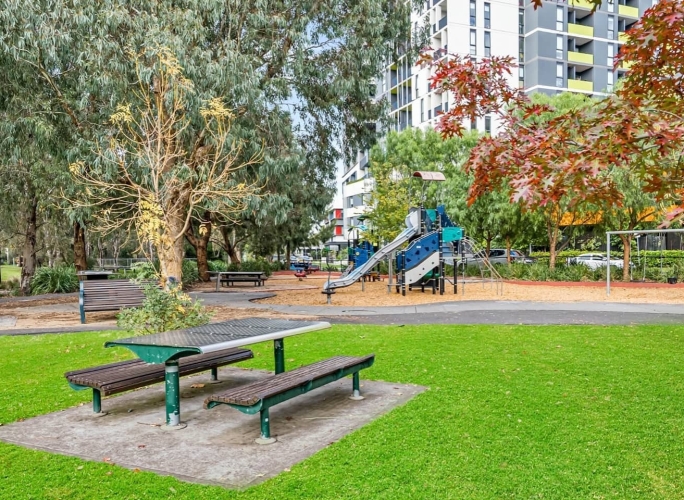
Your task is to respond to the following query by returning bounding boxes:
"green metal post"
[274,338,285,374]
[93,389,102,413]
[350,371,364,400]
[210,367,218,381]
[260,408,271,439]
[165,361,181,426]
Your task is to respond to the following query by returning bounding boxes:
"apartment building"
[339,0,655,238]
[524,0,654,95]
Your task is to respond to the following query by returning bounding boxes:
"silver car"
[568,253,624,270]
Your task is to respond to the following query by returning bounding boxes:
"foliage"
[29,266,79,295]
[226,258,274,277]
[3,325,684,498]
[207,260,228,272]
[181,260,200,284]
[68,49,257,284]
[366,129,479,243]
[128,262,159,280]
[117,282,211,335]
[424,0,684,223]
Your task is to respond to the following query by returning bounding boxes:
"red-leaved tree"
[425,0,684,267]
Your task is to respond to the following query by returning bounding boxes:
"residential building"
[339,0,654,232]
[523,0,654,96]
[323,207,346,249]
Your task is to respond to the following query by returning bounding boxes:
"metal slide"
[324,210,421,290]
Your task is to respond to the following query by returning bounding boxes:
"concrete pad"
[0,367,424,488]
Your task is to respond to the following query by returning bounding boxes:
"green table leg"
[165,361,181,426]
[274,338,285,374]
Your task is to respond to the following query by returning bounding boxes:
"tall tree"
[1,0,421,280]
[68,50,257,282]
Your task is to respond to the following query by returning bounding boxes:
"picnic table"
[104,318,331,429]
[77,270,113,281]
[209,271,266,291]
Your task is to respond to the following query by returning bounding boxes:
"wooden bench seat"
[205,354,375,444]
[66,347,254,414]
[79,279,155,324]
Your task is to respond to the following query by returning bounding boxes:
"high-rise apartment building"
[337,0,655,243]
[524,0,654,95]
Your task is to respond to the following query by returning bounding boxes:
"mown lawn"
[1,324,683,499]
[0,265,20,282]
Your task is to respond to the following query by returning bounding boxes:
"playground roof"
[412,171,446,181]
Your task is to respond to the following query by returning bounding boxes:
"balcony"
[569,0,593,9]
[568,23,594,37]
[568,79,593,92]
[620,60,634,70]
[619,4,639,18]
[618,32,628,43]
[568,51,594,65]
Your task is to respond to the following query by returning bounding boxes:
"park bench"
[65,347,254,414]
[79,279,153,323]
[213,271,267,290]
[205,354,375,443]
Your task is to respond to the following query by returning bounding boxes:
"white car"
[569,253,624,270]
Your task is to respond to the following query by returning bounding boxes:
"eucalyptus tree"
[0,0,421,281]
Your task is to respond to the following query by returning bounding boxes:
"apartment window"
[484,31,491,57]
[519,9,524,35]
[484,3,491,29]
[556,62,564,87]
[556,35,564,59]
[519,65,524,84]
[470,1,476,26]
[607,71,614,92]
[607,0,615,12]
[607,17,615,39]
[470,30,477,56]
[484,116,491,134]
[556,6,564,31]
[415,76,419,98]
[471,118,477,131]
[519,37,524,62]
[420,99,424,122]
[607,44,614,67]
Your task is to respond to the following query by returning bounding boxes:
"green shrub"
[128,261,159,280]
[30,266,79,295]
[208,260,228,272]
[181,259,199,283]
[117,282,212,335]
[0,278,20,296]
[223,259,274,277]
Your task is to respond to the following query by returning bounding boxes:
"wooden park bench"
[205,354,375,444]
[212,271,267,290]
[79,279,158,324]
[65,347,254,414]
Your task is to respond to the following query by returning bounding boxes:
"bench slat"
[206,355,374,407]
[66,348,254,396]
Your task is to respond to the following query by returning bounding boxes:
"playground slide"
[324,210,421,290]
[403,251,441,285]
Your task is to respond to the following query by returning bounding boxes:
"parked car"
[568,253,624,270]
[461,249,536,268]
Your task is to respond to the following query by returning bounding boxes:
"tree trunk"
[158,213,185,285]
[547,219,558,270]
[220,225,241,264]
[185,212,212,282]
[619,234,632,281]
[20,197,38,296]
[73,221,87,271]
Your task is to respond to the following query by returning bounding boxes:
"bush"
[208,260,228,272]
[117,282,212,335]
[30,266,79,295]
[128,261,159,280]
[0,278,20,296]
[224,259,274,277]
[181,259,199,283]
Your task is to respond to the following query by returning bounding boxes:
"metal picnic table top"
[104,318,331,428]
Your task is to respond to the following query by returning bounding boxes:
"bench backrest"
[80,279,157,311]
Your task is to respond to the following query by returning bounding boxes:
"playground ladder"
[459,236,504,295]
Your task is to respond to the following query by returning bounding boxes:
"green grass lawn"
[0,264,20,283]
[1,325,683,499]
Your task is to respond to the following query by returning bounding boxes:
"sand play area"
[1,273,684,331]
